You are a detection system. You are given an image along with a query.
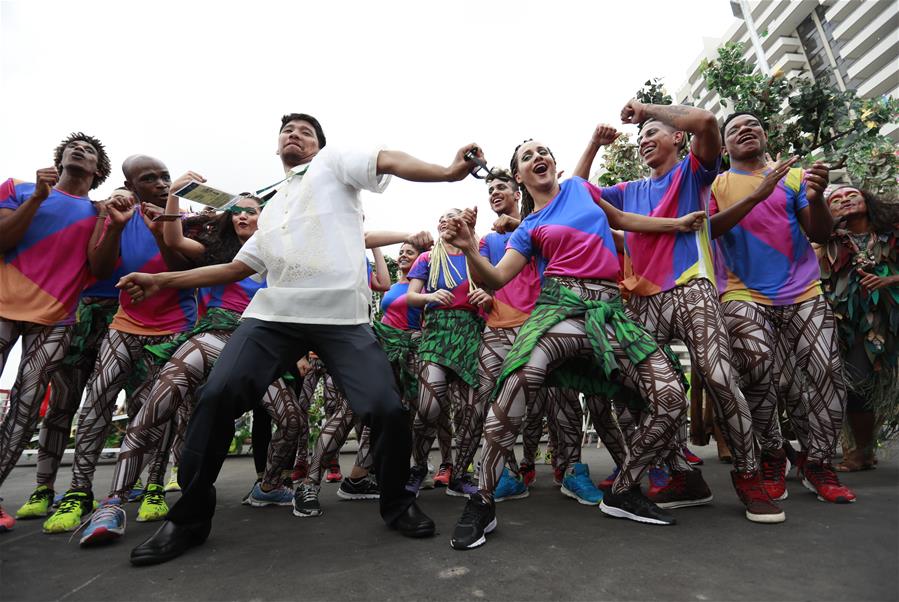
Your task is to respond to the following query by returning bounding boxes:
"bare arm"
[0,168,59,253]
[116,260,255,304]
[573,124,621,180]
[405,277,454,308]
[796,162,834,244]
[369,248,391,293]
[162,172,207,261]
[375,144,481,182]
[623,101,720,169]
[599,197,706,234]
[364,230,433,250]
[88,198,135,279]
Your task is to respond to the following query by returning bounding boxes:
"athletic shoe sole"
[292,507,322,517]
[80,526,124,546]
[495,490,530,503]
[560,486,600,506]
[445,488,473,498]
[325,476,343,483]
[745,509,786,523]
[136,513,168,522]
[450,518,497,550]
[248,497,293,508]
[655,494,713,509]
[336,490,379,501]
[599,501,676,525]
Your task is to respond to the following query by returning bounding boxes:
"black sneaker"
[337,476,380,500]
[450,495,497,550]
[600,486,676,525]
[292,483,322,517]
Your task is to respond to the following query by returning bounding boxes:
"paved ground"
[1,442,897,602]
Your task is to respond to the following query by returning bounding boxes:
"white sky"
[0,0,736,388]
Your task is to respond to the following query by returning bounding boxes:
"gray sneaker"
[292,483,322,517]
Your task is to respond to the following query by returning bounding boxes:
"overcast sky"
[0,1,736,388]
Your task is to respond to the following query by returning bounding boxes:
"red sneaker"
[433,463,452,487]
[0,503,14,532]
[325,459,343,483]
[731,470,785,523]
[290,460,308,483]
[648,469,713,509]
[760,449,790,501]
[801,461,856,504]
[683,446,704,466]
[553,466,564,486]
[519,463,536,487]
[646,466,671,498]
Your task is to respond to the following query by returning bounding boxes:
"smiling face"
[231,197,261,242]
[486,174,520,216]
[512,141,557,192]
[637,120,684,170]
[397,242,422,274]
[437,209,462,234]
[828,186,865,220]
[278,119,321,168]
[723,114,767,162]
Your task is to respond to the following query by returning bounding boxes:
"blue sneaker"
[248,482,294,507]
[79,498,126,546]
[405,466,428,496]
[648,465,671,495]
[494,468,529,502]
[126,478,146,503]
[561,463,603,505]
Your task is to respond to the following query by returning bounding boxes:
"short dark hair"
[641,118,689,152]
[722,111,765,138]
[53,132,111,190]
[280,113,326,148]
[485,168,518,190]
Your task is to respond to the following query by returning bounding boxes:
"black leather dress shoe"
[389,502,436,538]
[130,519,211,566]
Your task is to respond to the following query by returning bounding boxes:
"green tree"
[700,41,898,194]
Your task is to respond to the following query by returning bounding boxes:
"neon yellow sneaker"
[136,484,168,522]
[164,467,181,493]
[16,485,55,519]
[43,490,93,533]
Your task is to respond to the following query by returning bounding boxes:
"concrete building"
[675,0,898,141]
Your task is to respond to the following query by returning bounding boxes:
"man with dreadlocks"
[43,155,199,534]
[574,101,784,524]
[117,112,482,565]
[0,132,111,532]
[710,112,853,504]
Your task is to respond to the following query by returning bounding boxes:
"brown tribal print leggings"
[480,279,687,497]
[0,320,72,487]
[106,329,300,498]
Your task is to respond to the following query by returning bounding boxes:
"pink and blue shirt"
[380,281,423,330]
[0,178,97,325]
[107,209,197,335]
[407,251,479,313]
[507,177,620,282]
[480,231,541,328]
[710,167,821,305]
[599,153,719,296]
[199,277,267,316]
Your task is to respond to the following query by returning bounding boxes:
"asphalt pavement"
[1,442,897,602]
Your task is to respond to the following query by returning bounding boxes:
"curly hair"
[194,195,263,266]
[829,186,899,233]
[509,140,556,219]
[53,132,110,190]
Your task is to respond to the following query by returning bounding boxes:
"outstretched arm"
[442,216,527,290]
[573,124,621,180]
[621,100,720,169]
[602,199,706,234]
[161,172,207,262]
[117,260,255,304]
[364,230,433,250]
[376,144,482,182]
[710,155,798,239]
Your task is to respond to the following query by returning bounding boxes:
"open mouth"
[737,133,756,144]
[533,163,548,175]
[640,145,656,158]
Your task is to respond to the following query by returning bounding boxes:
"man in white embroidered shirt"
[118,113,483,566]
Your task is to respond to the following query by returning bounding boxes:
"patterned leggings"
[412,362,466,468]
[771,297,846,463]
[628,278,757,474]
[480,280,687,497]
[107,329,300,497]
[453,325,584,479]
[721,300,784,454]
[306,374,372,485]
[0,320,72,487]
[70,328,178,492]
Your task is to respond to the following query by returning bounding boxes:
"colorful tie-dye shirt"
[599,153,719,296]
[407,250,479,313]
[710,167,821,305]
[107,209,197,335]
[199,277,267,316]
[0,178,97,325]
[480,230,541,328]
[380,281,423,330]
[507,176,620,282]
